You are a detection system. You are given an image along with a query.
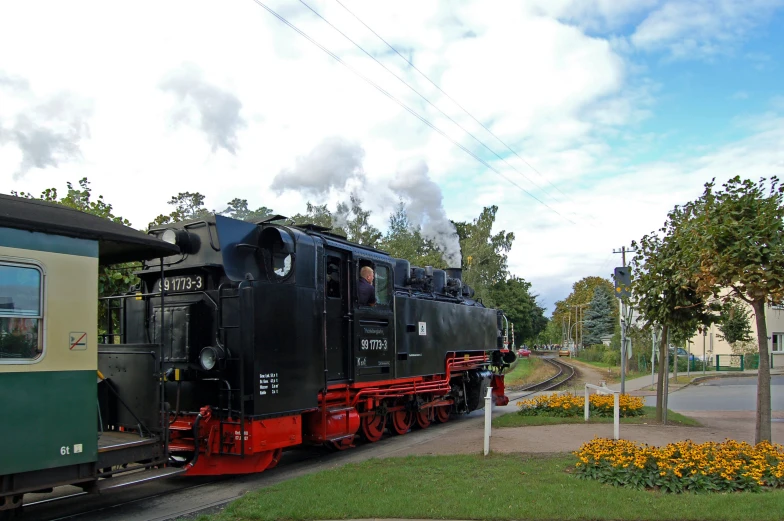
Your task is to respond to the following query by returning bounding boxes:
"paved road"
[644,375,784,411]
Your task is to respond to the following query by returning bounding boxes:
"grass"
[198,453,784,521]
[492,406,701,428]
[571,358,649,383]
[504,357,557,387]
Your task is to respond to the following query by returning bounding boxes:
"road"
[644,374,784,411]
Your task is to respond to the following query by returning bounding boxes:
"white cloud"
[631,0,783,59]
[1,0,781,312]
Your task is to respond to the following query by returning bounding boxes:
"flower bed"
[516,392,645,417]
[574,438,784,493]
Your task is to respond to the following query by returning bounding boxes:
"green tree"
[582,286,616,346]
[12,178,140,335]
[630,204,718,422]
[551,276,616,345]
[334,194,382,247]
[454,205,514,305]
[536,319,560,346]
[149,192,214,228]
[488,276,547,343]
[222,198,273,221]
[379,202,443,268]
[679,176,784,443]
[290,202,338,231]
[717,300,753,350]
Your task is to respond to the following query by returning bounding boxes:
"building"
[687,303,784,365]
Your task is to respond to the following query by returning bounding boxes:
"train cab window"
[0,262,43,362]
[273,253,292,278]
[260,227,295,281]
[326,256,341,298]
[374,266,390,306]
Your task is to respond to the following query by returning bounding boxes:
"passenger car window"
[375,266,389,306]
[0,263,43,361]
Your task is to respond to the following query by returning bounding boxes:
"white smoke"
[271,136,365,197]
[389,160,462,268]
[0,73,91,179]
[159,63,246,155]
[273,138,462,268]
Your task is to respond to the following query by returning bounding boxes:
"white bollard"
[584,383,621,440]
[584,386,590,422]
[484,387,493,456]
[613,392,620,440]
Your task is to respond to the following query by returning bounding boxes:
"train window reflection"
[273,253,292,278]
[0,263,43,361]
[375,266,389,306]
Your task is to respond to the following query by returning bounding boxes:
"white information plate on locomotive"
[156,274,203,292]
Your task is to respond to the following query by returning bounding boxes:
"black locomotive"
[99,214,511,475]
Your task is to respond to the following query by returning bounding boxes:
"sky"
[1,0,783,314]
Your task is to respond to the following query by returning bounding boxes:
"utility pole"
[613,246,636,394]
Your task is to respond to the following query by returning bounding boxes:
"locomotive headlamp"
[199,346,225,371]
[162,229,178,244]
[161,228,199,254]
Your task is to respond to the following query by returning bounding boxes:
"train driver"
[358,266,376,307]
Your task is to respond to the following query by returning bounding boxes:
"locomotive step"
[326,407,354,413]
[96,467,186,492]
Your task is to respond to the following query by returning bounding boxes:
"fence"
[715,353,776,371]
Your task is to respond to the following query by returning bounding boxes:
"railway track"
[15,412,484,521]
[516,356,576,398]
[17,361,575,521]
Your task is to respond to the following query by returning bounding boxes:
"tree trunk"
[751,299,772,444]
[656,324,669,422]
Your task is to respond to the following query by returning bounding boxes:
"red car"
[517,348,531,358]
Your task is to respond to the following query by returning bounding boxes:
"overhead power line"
[332,0,590,211]
[298,0,562,209]
[248,0,575,224]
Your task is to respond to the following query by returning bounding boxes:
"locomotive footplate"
[97,431,166,472]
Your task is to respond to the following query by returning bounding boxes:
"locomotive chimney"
[445,267,462,282]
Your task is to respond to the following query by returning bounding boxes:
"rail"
[517,357,575,396]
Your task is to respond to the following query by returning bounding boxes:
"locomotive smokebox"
[445,267,462,282]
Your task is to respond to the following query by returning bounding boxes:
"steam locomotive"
[100,214,512,475]
[1,195,512,518]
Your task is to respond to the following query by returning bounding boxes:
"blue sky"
[0,0,783,313]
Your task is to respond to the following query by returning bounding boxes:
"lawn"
[503,356,557,387]
[198,453,784,521]
[492,406,700,428]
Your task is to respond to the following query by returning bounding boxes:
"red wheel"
[390,408,413,435]
[435,405,451,423]
[361,411,386,442]
[266,448,283,469]
[415,409,431,429]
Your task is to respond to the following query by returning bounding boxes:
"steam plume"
[271,136,365,197]
[0,75,90,179]
[160,63,246,154]
[389,160,462,268]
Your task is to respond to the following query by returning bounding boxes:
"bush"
[602,350,621,366]
[574,438,784,493]
[578,345,607,363]
[516,392,645,418]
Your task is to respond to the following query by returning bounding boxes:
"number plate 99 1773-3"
[155,274,204,292]
[360,338,388,351]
